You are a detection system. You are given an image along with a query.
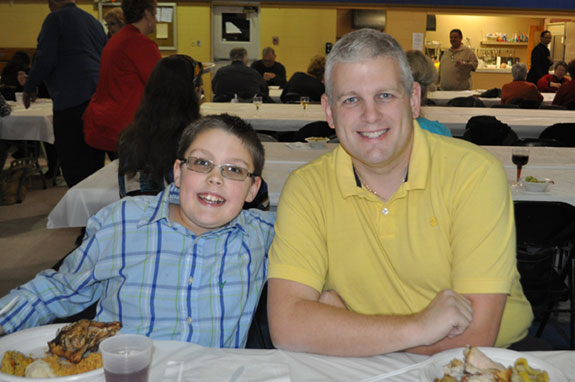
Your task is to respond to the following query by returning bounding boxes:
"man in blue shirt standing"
[23,0,107,187]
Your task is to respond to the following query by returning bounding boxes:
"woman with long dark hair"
[118,55,203,196]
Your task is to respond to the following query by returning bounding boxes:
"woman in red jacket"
[83,0,161,158]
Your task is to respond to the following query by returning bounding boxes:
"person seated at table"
[406,50,451,137]
[280,55,325,104]
[537,61,570,93]
[212,47,271,103]
[118,54,203,197]
[0,114,275,348]
[501,63,543,106]
[0,51,30,101]
[251,47,287,88]
[0,93,12,170]
[103,7,125,38]
[552,60,575,110]
[268,29,533,357]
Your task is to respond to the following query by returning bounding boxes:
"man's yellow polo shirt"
[269,122,533,348]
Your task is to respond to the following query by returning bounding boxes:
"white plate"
[0,324,104,382]
[420,347,567,382]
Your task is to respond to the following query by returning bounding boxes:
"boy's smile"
[171,128,261,235]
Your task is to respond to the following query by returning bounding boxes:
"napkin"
[163,358,290,382]
[284,142,312,150]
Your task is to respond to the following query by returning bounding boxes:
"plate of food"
[523,176,553,192]
[0,320,121,381]
[422,345,566,381]
[305,137,330,149]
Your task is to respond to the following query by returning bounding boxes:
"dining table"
[47,142,575,229]
[0,99,54,144]
[427,90,556,107]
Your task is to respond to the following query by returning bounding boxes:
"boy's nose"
[207,169,224,185]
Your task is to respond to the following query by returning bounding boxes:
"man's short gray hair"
[511,63,527,81]
[229,47,247,62]
[262,47,275,57]
[324,29,413,101]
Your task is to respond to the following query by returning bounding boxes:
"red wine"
[104,366,149,382]
[512,154,529,167]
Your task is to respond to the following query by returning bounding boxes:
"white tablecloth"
[422,106,575,138]
[0,100,54,144]
[427,90,555,107]
[47,144,575,229]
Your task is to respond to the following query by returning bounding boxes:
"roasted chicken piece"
[48,320,122,363]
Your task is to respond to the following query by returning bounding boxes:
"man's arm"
[268,278,473,357]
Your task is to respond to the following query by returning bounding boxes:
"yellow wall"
[260,7,337,78]
[386,10,427,51]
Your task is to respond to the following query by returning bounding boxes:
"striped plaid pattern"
[0,184,275,348]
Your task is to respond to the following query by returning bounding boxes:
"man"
[438,29,478,90]
[501,63,543,105]
[23,0,107,187]
[552,60,575,109]
[268,29,533,356]
[212,47,271,103]
[537,61,570,93]
[251,47,287,88]
[527,31,553,84]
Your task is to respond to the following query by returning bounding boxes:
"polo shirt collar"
[138,183,246,234]
[335,120,430,199]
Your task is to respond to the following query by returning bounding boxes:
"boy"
[0,114,275,348]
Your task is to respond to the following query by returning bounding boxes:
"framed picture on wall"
[97,1,177,51]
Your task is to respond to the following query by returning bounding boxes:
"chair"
[281,92,302,104]
[245,282,274,349]
[446,96,485,108]
[491,103,520,109]
[539,123,575,147]
[257,133,278,142]
[539,104,567,110]
[462,115,518,146]
[508,98,541,109]
[512,138,566,147]
[292,121,333,142]
[514,201,575,349]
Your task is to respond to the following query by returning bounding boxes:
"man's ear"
[321,94,336,130]
[245,176,262,203]
[410,82,422,119]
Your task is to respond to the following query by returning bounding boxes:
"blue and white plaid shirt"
[0,184,275,348]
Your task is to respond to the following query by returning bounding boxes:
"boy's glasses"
[180,156,255,181]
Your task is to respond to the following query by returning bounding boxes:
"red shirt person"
[501,63,543,106]
[537,61,570,93]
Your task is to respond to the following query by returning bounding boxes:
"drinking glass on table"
[511,147,529,186]
[300,96,310,110]
[100,334,153,382]
[253,95,263,110]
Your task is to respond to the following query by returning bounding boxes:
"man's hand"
[263,72,276,81]
[23,90,37,109]
[550,81,561,89]
[416,289,473,346]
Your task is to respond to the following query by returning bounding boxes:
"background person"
[281,55,325,104]
[23,0,107,188]
[501,63,543,105]
[438,29,478,90]
[268,29,532,357]
[103,7,125,38]
[527,31,553,84]
[251,47,287,88]
[552,60,575,110]
[212,47,271,103]
[406,50,451,136]
[0,114,275,348]
[83,0,162,161]
[118,55,203,197]
[537,61,570,93]
[0,51,30,101]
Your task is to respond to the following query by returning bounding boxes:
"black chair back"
[512,138,566,147]
[539,123,575,147]
[462,115,518,146]
[245,283,275,349]
[447,96,485,108]
[293,121,333,142]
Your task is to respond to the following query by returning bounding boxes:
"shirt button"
[188,277,194,284]
[382,208,389,215]
[187,317,193,324]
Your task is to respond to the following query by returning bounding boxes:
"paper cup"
[100,334,153,382]
[15,92,23,105]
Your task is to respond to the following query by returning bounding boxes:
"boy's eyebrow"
[187,149,252,168]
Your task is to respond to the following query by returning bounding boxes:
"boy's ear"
[173,159,182,187]
[244,176,262,203]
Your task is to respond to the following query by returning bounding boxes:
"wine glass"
[511,147,529,186]
[253,96,262,111]
[300,96,310,111]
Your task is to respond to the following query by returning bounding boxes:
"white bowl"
[305,137,329,149]
[523,178,552,192]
